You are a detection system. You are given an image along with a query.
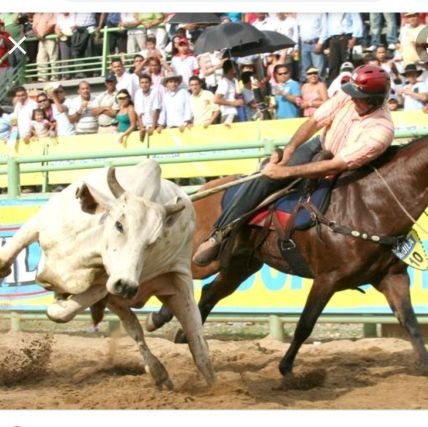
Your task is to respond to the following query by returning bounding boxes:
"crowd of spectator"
[0,12,428,146]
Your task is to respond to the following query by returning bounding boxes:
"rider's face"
[352,97,373,116]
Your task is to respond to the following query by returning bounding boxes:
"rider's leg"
[192,137,322,266]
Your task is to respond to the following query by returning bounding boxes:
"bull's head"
[76,166,187,299]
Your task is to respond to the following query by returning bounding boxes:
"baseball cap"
[340,62,355,72]
[105,73,117,82]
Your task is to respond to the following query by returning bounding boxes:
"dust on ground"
[0,326,427,410]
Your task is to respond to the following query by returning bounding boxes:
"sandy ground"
[0,330,427,410]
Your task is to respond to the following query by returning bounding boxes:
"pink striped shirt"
[312,89,394,169]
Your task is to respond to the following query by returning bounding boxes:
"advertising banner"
[0,199,426,315]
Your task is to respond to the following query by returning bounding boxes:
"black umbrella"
[168,13,221,25]
[228,31,295,57]
[193,22,265,55]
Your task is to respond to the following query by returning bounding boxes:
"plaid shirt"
[313,89,394,169]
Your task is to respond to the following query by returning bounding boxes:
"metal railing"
[22,26,149,82]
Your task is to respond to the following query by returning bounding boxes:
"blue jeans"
[214,137,322,230]
[300,42,326,81]
[370,13,398,46]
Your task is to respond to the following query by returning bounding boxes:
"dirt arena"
[0,327,427,410]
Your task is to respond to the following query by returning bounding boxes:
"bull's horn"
[164,197,186,216]
[107,167,125,199]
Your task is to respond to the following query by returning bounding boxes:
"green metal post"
[269,315,285,342]
[7,157,20,198]
[10,312,21,332]
[101,26,109,76]
[363,323,377,337]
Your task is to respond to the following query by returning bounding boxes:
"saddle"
[221,151,336,277]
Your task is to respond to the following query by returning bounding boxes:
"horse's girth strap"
[300,200,401,246]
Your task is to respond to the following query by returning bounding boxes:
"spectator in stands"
[120,13,146,54]
[110,57,139,101]
[214,59,244,126]
[296,13,328,82]
[21,13,38,67]
[0,18,12,84]
[134,73,162,140]
[170,37,198,88]
[272,64,301,119]
[139,13,168,50]
[0,107,12,143]
[71,13,98,78]
[325,13,363,85]
[115,89,138,144]
[47,84,76,136]
[55,13,76,80]
[157,72,192,132]
[327,61,355,97]
[32,13,58,82]
[68,80,98,134]
[300,67,328,117]
[36,92,55,130]
[145,56,168,89]
[189,75,220,127]
[92,74,119,134]
[397,64,428,111]
[139,35,166,62]
[167,28,188,57]
[98,13,127,55]
[398,13,426,67]
[252,13,276,31]
[198,50,225,93]
[366,13,398,52]
[30,108,55,139]
[387,94,400,111]
[129,54,145,77]
[12,86,37,143]
[0,14,21,69]
[240,72,259,121]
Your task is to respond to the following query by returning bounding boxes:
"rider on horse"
[193,64,394,266]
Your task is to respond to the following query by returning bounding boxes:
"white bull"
[0,159,215,389]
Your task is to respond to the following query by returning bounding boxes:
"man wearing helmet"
[193,64,394,266]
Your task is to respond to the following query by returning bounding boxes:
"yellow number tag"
[392,229,428,271]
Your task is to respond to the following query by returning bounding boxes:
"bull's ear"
[164,196,186,227]
[76,183,114,215]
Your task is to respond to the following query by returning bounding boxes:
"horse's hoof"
[167,327,187,344]
[276,368,327,391]
[145,312,158,332]
[145,363,174,391]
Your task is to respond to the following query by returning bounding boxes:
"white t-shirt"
[52,98,76,136]
[215,77,238,117]
[134,87,162,128]
[69,95,98,134]
[116,71,139,100]
[402,82,428,111]
[13,98,38,139]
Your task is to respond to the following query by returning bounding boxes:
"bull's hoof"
[168,327,187,344]
[145,361,174,391]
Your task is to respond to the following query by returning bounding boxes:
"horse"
[145,136,428,380]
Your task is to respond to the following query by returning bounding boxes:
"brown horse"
[145,136,428,378]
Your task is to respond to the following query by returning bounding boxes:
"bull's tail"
[0,216,40,277]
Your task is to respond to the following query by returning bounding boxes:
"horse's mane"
[335,135,428,187]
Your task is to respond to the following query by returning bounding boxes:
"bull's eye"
[115,221,124,233]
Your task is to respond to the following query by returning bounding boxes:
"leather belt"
[302,38,318,44]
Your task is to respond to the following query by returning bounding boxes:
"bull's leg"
[279,278,335,377]
[375,270,428,371]
[160,273,215,386]
[47,285,108,323]
[0,216,40,277]
[106,298,174,390]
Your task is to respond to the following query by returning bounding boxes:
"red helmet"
[342,64,390,99]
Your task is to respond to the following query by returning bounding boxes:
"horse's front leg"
[375,268,428,372]
[279,276,335,377]
[107,298,174,390]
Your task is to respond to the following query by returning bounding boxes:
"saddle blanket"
[222,178,334,230]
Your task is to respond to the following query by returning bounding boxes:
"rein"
[370,165,428,235]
